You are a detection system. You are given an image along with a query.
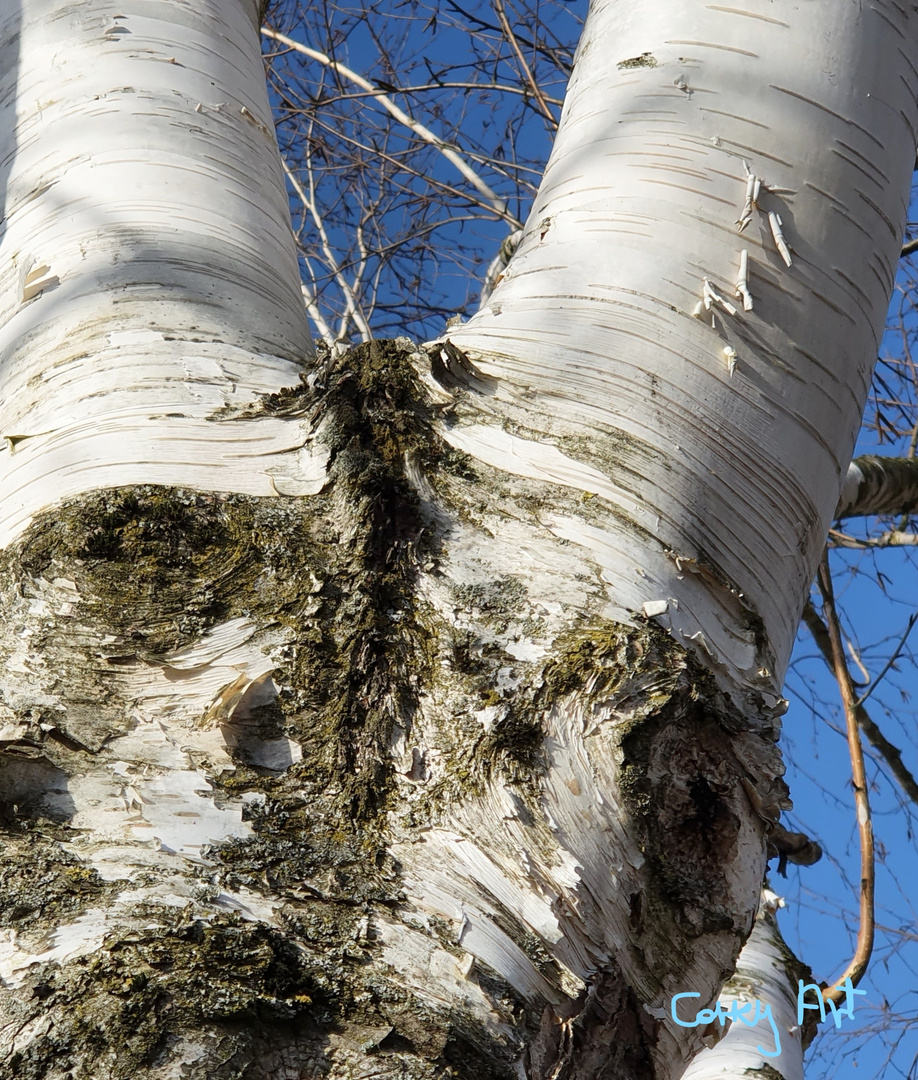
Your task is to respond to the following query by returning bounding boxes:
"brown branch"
[902,236,918,257]
[814,553,875,1004]
[802,601,918,807]
[493,0,557,127]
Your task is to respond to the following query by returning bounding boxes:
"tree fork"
[4,0,918,1076]
[0,340,786,1079]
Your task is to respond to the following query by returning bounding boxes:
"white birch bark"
[448,0,917,693]
[0,0,322,547]
[837,455,918,519]
[677,893,805,1080]
[0,2,914,1079]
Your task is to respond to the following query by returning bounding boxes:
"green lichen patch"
[0,487,333,750]
[425,610,550,799]
[13,486,242,658]
[540,620,684,706]
[1,340,449,824]
[260,339,445,819]
[218,793,402,909]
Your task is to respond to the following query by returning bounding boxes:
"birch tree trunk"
[0,2,914,1080]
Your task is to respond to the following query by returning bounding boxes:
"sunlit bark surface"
[449,0,918,691]
[0,0,318,548]
[0,2,914,1079]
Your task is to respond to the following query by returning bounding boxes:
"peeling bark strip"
[0,339,787,1078]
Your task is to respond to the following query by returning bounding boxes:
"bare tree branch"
[855,611,918,708]
[802,600,918,807]
[815,553,875,1004]
[836,454,918,518]
[828,527,918,548]
[492,0,557,126]
[262,27,515,221]
[281,155,373,341]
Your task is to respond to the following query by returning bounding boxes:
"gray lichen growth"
[618,52,658,69]
[0,835,109,946]
[744,1066,788,1080]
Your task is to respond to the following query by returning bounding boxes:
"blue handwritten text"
[670,977,866,1058]
[671,992,781,1056]
[797,977,865,1028]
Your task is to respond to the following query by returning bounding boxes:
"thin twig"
[815,552,875,1005]
[296,110,522,225]
[303,80,564,107]
[281,156,372,341]
[300,282,334,342]
[262,27,510,218]
[855,612,918,708]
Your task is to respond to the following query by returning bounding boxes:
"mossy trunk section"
[0,341,788,1080]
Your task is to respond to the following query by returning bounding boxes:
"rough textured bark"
[0,2,915,1080]
[0,339,779,1080]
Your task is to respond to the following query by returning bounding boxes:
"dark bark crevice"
[528,971,657,1080]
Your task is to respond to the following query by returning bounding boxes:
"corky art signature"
[670,977,866,1056]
